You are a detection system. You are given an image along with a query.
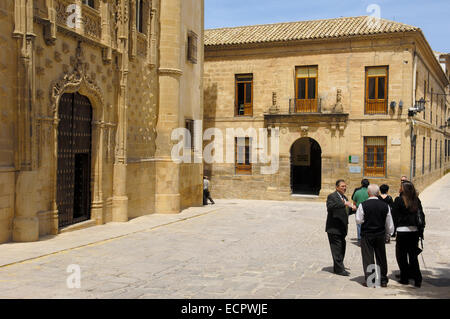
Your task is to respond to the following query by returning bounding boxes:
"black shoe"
[381,282,388,288]
[398,279,409,285]
[414,281,422,288]
[335,270,350,276]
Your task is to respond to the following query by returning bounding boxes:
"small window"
[187,31,198,64]
[364,137,387,177]
[185,119,194,150]
[82,0,95,8]
[365,66,388,114]
[235,137,252,175]
[295,66,318,112]
[431,88,433,124]
[435,140,438,170]
[136,0,144,33]
[235,74,253,116]
[422,137,425,175]
[429,138,432,172]
[423,80,427,120]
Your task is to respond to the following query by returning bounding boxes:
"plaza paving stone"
[0,174,449,299]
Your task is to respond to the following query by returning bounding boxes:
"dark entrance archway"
[290,138,322,195]
[57,92,92,228]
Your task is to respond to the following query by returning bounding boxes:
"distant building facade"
[0,0,205,243]
[203,17,449,201]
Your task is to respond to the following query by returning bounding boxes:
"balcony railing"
[365,100,387,114]
[289,98,321,114]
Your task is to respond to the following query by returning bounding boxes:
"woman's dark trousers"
[396,231,422,284]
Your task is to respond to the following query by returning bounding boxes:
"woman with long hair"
[392,181,423,287]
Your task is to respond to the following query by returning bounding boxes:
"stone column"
[12,0,40,242]
[154,0,182,214]
[111,0,129,222]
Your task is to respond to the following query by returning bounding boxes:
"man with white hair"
[356,184,395,287]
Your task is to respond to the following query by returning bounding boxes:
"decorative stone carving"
[36,67,45,76]
[45,58,53,68]
[54,51,62,62]
[50,42,104,114]
[268,92,280,114]
[62,42,70,54]
[332,89,344,113]
[36,46,44,56]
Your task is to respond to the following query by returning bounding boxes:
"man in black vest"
[326,179,356,276]
[356,184,394,287]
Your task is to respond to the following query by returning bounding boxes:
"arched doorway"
[57,92,93,228]
[290,138,322,195]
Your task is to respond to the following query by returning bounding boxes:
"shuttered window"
[235,137,252,175]
[235,74,253,116]
[295,66,318,112]
[364,137,387,177]
[365,66,388,114]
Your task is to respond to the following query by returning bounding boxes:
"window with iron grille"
[295,66,318,113]
[136,0,144,33]
[365,66,388,114]
[187,31,198,64]
[82,0,95,8]
[364,137,387,177]
[422,137,425,175]
[235,74,253,116]
[235,137,252,175]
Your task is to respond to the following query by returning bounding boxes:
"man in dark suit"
[326,179,356,276]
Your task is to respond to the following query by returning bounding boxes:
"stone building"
[0,0,204,244]
[203,16,449,201]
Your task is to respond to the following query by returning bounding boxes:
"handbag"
[416,207,426,239]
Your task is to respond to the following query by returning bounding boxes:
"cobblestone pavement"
[0,174,449,299]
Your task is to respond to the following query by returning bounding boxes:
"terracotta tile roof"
[205,16,419,46]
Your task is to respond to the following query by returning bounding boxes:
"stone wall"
[204,34,449,201]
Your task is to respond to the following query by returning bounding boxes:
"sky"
[205,0,450,53]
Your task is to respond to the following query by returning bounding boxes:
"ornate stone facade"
[0,0,204,243]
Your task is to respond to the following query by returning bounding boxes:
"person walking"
[392,181,425,288]
[378,184,394,243]
[326,179,356,276]
[356,184,395,287]
[352,179,370,246]
[203,176,215,205]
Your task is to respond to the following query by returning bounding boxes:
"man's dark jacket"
[326,191,352,236]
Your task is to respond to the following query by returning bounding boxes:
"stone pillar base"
[155,194,181,214]
[13,216,39,242]
[112,196,129,222]
[91,201,104,225]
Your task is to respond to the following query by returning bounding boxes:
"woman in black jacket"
[392,181,423,288]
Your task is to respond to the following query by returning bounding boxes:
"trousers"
[327,233,346,273]
[361,234,388,285]
[396,231,422,284]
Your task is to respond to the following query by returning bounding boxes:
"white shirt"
[355,197,395,236]
[203,179,209,190]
